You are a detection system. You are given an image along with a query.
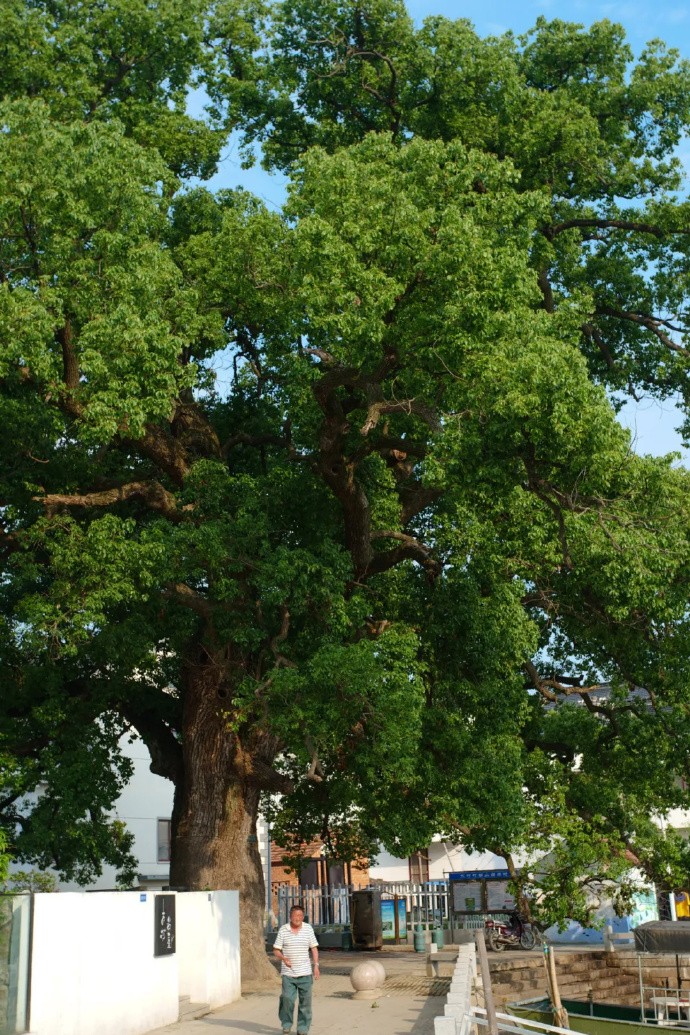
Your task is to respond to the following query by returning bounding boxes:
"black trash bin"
[350,889,383,950]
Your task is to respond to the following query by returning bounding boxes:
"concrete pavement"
[147,950,450,1035]
[146,943,599,1035]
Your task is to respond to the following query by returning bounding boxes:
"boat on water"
[509,925,690,1035]
[509,996,690,1035]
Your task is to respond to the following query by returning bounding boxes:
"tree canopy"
[3,0,690,970]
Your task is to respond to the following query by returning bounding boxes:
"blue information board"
[448,870,511,881]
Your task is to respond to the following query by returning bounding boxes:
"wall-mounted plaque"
[154,894,176,957]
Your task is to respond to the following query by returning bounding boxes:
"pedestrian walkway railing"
[432,937,575,1035]
[439,997,576,1035]
[473,1009,574,1035]
[433,942,476,1035]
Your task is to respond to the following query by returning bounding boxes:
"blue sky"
[206,0,690,463]
[407,0,690,51]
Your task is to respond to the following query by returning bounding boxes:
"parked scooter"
[485,911,537,951]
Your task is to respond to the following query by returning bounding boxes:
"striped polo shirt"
[274,921,319,977]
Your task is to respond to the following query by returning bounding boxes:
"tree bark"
[168,656,278,989]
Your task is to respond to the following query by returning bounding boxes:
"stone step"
[178,1000,210,1022]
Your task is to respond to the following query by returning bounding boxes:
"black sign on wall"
[154,894,176,957]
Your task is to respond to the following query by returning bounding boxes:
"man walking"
[273,904,320,1035]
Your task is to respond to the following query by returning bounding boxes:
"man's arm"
[273,932,292,968]
[311,944,320,979]
[273,945,292,968]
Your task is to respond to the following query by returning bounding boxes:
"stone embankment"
[490,950,690,1008]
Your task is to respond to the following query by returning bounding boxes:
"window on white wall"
[157,819,171,863]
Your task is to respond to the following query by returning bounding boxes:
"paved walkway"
[148,951,450,1035]
[147,943,600,1035]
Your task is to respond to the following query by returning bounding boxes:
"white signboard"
[486,881,516,911]
[453,881,483,912]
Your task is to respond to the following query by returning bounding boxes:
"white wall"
[665,807,690,832]
[369,842,510,882]
[370,848,410,882]
[28,890,242,1035]
[176,891,241,1008]
[428,842,508,879]
[29,892,179,1035]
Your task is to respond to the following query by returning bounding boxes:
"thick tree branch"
[368,529,441,580]
[162,583,214,619]
[120,424,191,487]
[34,480,184,520]
[598,306,690,357]
[537,268,555,313]
[399,483,444,525]
[524,664,646,737]
[524,660,609,704]
[233,744,294,792]
[360,397,440,436]
[305,734,324,783]
[119,705,183,784]
[582,321,617,370]
[351,434,426,462]
[56,319,84,418]
[544,218,680,240]
[270,605,297,669]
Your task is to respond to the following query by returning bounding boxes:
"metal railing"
[270,879,530,938]
[643,985,690,1024]
[275,882,354,927]
[375,880,451,927]
[271,879,453,929]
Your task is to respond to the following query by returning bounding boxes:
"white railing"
[474,1010,573,1035]
[432,940,575,1035]
[434,942,477,1035]
[603,923,635,952]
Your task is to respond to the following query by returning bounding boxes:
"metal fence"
[272,879,461,929]
[375,880,451,927]
[275,882,354,927]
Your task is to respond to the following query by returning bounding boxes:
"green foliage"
[0,829,9,887]
[218,1,690,403]
[2,0,690,929]
[3,869,58,894]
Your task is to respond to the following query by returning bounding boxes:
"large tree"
[3,0,690,980]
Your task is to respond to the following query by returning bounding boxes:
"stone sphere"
[370,961,386,985]
[350,960,385,1000]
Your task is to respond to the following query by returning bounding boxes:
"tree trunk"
[169,656,278,989]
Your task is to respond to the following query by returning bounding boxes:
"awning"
[634,920,690,952]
